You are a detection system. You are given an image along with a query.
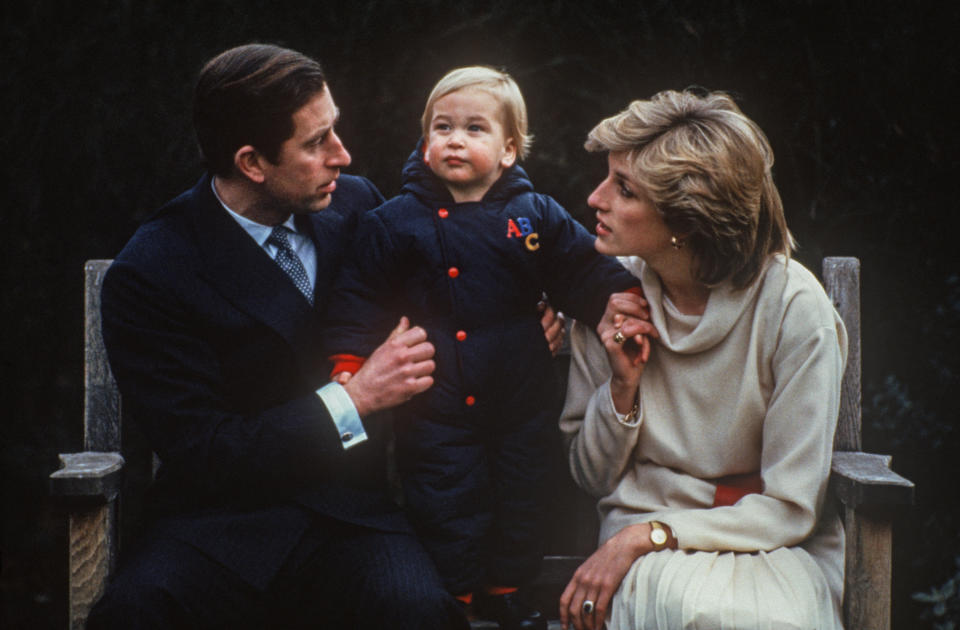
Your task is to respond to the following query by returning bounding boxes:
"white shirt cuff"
[316,382,368,449]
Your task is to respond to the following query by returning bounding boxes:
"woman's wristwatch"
[649,520,672,551]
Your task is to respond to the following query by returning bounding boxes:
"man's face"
[259,85,351,218]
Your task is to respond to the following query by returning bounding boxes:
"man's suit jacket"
[101,173,407,590]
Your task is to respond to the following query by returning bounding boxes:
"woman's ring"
[613,330,626,345]
[582,600,595,615]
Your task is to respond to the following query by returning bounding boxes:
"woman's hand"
[559,522,654,630]
[597,291,659,413]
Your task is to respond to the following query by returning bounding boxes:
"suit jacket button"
[448,267,459,278]
[341,432,354,442]
[438,208,449,218]
[465,395,476,406]
[456,330,467,341]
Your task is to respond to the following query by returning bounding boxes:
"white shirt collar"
[211,176,298,247]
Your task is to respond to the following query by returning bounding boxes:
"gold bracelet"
[623,388,640,423]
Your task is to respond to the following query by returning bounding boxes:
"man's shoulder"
[357,193,436,240]
[371,191,421,217]
[327,174,385,220]
[336,173,380,195]
[111,178,209,275]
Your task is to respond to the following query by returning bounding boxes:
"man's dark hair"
[193,44,327,177]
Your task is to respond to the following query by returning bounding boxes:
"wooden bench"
[51,257,914,629]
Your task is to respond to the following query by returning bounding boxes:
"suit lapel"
[298,209,346,311]
[189,175,326,374]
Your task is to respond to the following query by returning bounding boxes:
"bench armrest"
[830,451,914,511]
[50,451,125,505]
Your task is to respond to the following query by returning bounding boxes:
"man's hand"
[538,299,566,357]
[343,317,435,418]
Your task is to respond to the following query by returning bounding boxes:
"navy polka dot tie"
[267,226,314,305]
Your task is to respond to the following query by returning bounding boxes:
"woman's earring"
[670,236,684,249]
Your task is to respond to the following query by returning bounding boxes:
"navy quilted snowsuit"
[325,146,638,592]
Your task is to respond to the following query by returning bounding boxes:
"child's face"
[424,87,517,203]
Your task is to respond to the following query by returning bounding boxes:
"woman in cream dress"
[558,90,848,630]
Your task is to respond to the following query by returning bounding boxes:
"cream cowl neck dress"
[560,255,848,630]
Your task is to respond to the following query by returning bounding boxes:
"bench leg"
[844,508,893,630]
[67,503,115,630]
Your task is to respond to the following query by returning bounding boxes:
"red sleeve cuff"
[329,354,367,378]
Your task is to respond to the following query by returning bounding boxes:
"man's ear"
[233,145,267,184]
[500,138,517,169]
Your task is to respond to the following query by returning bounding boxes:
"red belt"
[711,472,763,507]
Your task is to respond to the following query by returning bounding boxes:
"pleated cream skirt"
[608,546,843,630]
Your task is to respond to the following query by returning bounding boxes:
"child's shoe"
[474,590,546,630]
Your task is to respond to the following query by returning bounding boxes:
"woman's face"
[590,152,674,259]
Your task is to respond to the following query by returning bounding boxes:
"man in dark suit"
[87,43,469,629]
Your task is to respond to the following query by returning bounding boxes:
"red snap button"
[465,395,476,406]
[456,330,467,341]
[448,267,459,278]
[438,208,449,218]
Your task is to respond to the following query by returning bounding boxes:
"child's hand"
[538,298,566,357]
[333,371,353,385]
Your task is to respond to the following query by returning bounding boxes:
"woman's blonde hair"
[586,89,795,288]
[421,66,533,160]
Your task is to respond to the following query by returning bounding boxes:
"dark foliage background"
[2,1,958,627]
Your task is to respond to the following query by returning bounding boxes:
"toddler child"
[324,66,639,629]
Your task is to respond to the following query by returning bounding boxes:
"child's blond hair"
[421,66,532,160]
